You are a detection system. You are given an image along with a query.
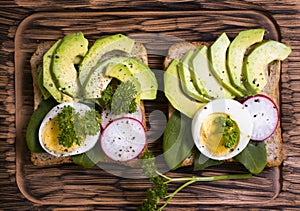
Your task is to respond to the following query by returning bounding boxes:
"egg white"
[38,102,100,157]
[192,98,253,160]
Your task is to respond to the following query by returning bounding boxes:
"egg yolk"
[42,117,80,154]
[200,113,240,157]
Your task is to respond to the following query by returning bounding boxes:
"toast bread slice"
[163,42,282,167]
[30,40,149,167]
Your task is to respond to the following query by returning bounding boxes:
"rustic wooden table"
[1,0,299,210]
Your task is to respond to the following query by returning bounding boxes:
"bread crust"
[164,42,282,167]
[30,40,149,167]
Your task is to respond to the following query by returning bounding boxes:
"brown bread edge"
[163,42,283,168]
[30,40,149,168]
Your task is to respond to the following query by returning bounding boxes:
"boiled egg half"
[38,102,100,157]
[192,98,253,160]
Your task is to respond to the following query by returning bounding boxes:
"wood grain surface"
[1,0,300,210]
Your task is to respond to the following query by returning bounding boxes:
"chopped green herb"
[98,81,118,110]
[56,105,101,148]
[99,80,137,115]
[213,115,240,149]
[57,105,80,147]
[77,109,101,136]
[111,80,137,115]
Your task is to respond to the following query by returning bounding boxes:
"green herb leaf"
[75,109,101,136]
[193,153,224,171]
[163,110,194,170]
[141,150,157,178]
[98,79,137,115]
[57,105,81,147]
[111,80,137,115]
[72,139,105,168]
[98,81,118,110]
[139,151,167,210]
[235,141,267,174]
[26,97,58,153]
[213,115,239,149]
[56,105,101,148]
[138,150,252,210]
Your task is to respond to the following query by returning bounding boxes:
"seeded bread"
[163,42,282,167]
[30,40,148,167]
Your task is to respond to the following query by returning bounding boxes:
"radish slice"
[101,105,143,129]
[100,117,146,162]
[242,94,279,141]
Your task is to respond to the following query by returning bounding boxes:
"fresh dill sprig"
[138,150,252,211]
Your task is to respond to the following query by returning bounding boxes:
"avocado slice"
[105,63,136,82]
[84,56,128,99]
[120,58,158,100]
[243,40,292,94]
[38,66,51,100]
[51,32,88,98]
[227,29,265,93]
[42,40,64,102]
[190,46,234,99]
[208,33,244,98]
[164,59,205,118]
[177,50,210,102]
[105,58,157,100]
[104,62,142,101]
[79,34,135,86]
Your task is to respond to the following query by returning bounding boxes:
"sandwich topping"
[27,32,158,160]
[192,98,253,161]
[164,28,291,170]
[25,29,291,210]
[200,113,240,156]
[41,104,101,155]
[38,102,101,157]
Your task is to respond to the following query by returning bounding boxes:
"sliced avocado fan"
[51,32,89,98]
[243,40,291,94]
[177,49,210,103]
[227,29,265,94]
[79,34,135,86]
[208,32,244,98]
[164,59,204,118]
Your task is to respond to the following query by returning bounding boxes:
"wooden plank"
[0,0,300,210]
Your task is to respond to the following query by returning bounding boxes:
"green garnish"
[56,105,101,148]
[138,150,252,211]
[111,80,137,115]
[213,115,240,149]
[99,81,117,109]
[78,109,102,136]
[99,80,137,115]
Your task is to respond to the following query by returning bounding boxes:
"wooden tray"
[15,10,281,208]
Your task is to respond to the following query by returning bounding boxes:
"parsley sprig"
[99,80,137,115]
[56,105,101,148]
[138,150,252,211]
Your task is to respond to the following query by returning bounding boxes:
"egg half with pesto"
[39,102,101,157]
[192,98,253,160]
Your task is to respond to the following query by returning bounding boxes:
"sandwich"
[26,32,158,168]
[163,29,291,173]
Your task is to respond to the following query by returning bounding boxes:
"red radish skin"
[101,105,143,129]
[242,94,279,141]
[100,117,146,162]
